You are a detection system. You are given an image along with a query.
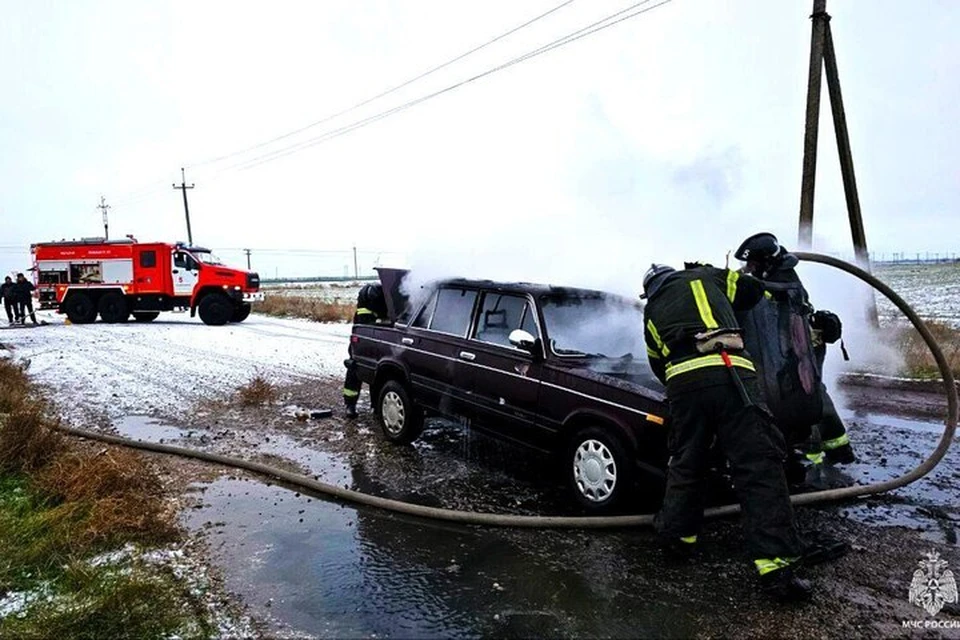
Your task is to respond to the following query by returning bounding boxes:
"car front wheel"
[376,380,423,445]
[565,425,636,513]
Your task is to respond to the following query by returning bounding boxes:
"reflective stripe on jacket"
[644,265,764,385]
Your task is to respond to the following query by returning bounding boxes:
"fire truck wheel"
[199,293,232,326]
[98,292,130,323]
[133,312,160,323]
[64,293,97,324]
[230,303,252,323]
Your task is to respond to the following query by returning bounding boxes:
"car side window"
[429,288,477,336]
[473,293,533,347]
[140,250,157,268]
[173,252,187,269]
[520,304,540,339]
[411,290,438,329]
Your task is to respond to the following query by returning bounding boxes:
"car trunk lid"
[376,267,410,323]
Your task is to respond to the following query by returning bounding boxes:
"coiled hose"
[57,253,957,528]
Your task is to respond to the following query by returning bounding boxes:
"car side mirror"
[509,329,537,352]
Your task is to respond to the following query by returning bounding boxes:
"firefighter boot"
[657,535,699,561]
[825,443,856,465]
[760,567,813,603]
[800,531,849,567]
[344,399,358,419]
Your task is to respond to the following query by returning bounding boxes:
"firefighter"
[642,262,812,601]
[13,273,37,325]
[342,283,386,418]
[1,276,14,324]
[734,232,856,468]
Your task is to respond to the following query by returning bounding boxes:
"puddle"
[184,477,703,639]
[114,415,190,442]
[174,406,960,637]
[254,433,352,487]
[842,410,947,435]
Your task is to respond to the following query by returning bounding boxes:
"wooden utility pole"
[98,196,111,240]
[797,0,878,325]
[244,248,252,270]
[172,168,195,245]
[798,0,827,248]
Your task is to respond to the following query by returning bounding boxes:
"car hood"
[558,357,666,403]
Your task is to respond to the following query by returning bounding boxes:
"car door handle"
[172,269,179,274]
[459,351,476,361]
[401,338,414,345]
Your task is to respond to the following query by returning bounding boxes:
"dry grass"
[0,355,178,552]
[36,448,177,545]
[896,320,960,379]
[0,404,65,474]
[0,356,31,414]
[257,295,354,323]
[236,374,278,407]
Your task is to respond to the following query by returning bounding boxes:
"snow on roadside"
[2,310,350,421]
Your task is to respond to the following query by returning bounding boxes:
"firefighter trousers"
[814,346,850,452]
[343,360,362,407]
[16,299,36,324]
[656,374,803,564]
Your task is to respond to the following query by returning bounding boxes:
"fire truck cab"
[31,238,263,326]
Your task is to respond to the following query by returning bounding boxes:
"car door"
[172,250,199,297]
[458,291,546,448]
[402,286,478,417]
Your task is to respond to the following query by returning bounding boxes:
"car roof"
[438,277,635,301]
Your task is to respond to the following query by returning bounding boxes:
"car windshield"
[192,251,223,265]
[540,293,646,358]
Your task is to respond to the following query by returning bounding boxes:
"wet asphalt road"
[119,380,960,638]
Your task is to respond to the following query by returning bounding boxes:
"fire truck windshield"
[192,251,224,266]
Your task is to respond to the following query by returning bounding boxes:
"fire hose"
[56,253,957,528]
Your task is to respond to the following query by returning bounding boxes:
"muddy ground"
[96,375,960,639]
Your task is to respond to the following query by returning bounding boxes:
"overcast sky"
[1,0,957,286]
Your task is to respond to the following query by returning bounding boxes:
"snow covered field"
[3,310,351,420]
[875,262,960,326]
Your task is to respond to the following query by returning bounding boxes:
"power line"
[234,0,672,171]
[187,0,577,170]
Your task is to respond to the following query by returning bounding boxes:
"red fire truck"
[30,238,264,326]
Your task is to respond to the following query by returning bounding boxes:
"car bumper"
[243,291,265,303]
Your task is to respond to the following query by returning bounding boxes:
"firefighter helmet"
[641,263,676,299]
[735,232,799,273]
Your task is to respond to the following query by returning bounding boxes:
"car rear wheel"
[376,380,423,445]
[198,293,233,326]
[63,293,97,324]
[565,426,636,513]
[98,292,129,323]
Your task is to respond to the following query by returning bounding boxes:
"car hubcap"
[573,439,617,502]
[382,391,405,435]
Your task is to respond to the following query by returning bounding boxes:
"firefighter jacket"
[12,280,35,303]
[644,265,765,392]
[353,283,384,325]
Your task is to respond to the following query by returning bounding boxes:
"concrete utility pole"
[172,167,195,245]
[353,246,359,279]
[98,196,111,240]
[797,0,878,326]
[244,248,252,270]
